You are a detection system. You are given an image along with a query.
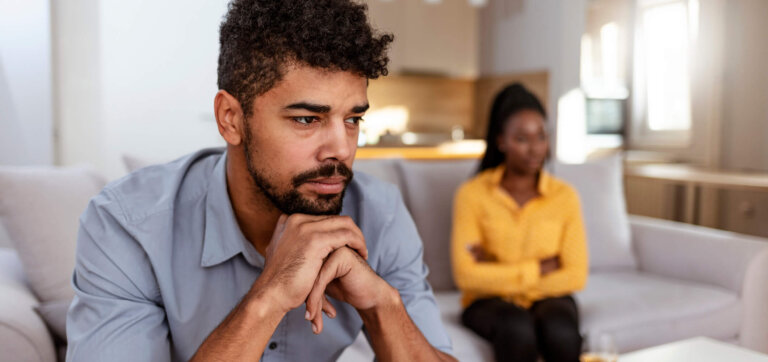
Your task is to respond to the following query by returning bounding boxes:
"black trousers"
[461,296,582,362]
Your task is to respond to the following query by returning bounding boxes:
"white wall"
[52,0,103,171]
[478,0,587,161]
[0,0,53,166]
[55,0,229,179]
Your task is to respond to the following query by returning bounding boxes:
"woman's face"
[497,109,549,176]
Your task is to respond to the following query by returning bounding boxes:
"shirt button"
[269,342,278,350]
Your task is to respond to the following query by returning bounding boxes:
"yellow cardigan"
[451,166,588,309]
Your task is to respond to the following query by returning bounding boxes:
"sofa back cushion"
[553,154,636,271]
[0,222,11,249]
[352,158,403,190]
[0,166,106,303]
[397,159,479,291]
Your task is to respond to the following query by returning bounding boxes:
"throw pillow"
[552,153,637,271]
[0,166,106,304]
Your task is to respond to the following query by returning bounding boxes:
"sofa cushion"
[0,166,106,345]
[397,159,479,291]
[0,222,11,249]
[123,154,152,173]
[35,299,70,342]
[553,154,636,271]
[352,158,403,191]
[575,271,741,352]
[434,291,495,361]
[0,248,57,362]
[0,166,105,303]
[338,290,494,362]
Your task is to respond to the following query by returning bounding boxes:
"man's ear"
[214,90,245,146]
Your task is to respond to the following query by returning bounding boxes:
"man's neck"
[225,147,281,257]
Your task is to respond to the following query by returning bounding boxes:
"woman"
[451,83,588,362]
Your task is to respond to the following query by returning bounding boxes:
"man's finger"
[306,251,351,333]
[310,228,368,262]
[311,302,323,335]
[310,294,338,334]
[322,296,337,319]
[303,217,368,260]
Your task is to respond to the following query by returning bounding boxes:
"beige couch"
[1,154,767,362]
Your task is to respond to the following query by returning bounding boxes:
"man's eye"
[344,116,364,125]
[293,116,318,125]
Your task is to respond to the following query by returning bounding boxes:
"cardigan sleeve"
[529,188,589,298]
[451,183,541,296]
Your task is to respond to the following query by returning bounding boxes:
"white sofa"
[1,154,767,362]
[340,156,768,361]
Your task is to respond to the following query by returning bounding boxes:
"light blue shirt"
[66,148,451,361]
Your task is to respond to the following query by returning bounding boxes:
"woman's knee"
[492,316,538,362]
[493,312,537,345]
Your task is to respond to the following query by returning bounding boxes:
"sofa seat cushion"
[0,248,57,362]
[576,271,741,352]
[434,291,494,361]
[338,290,494,362]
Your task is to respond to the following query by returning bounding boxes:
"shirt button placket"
[263,321,283,362]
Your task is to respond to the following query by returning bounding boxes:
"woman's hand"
[539,256,561,276]
[467,244,496,262]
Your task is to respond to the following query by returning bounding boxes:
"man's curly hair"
[218,0,393,118]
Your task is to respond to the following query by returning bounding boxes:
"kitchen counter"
[355,140,485,160]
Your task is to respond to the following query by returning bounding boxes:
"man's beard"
[242,126,353,216]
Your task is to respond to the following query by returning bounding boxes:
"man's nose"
[317,119,354,162]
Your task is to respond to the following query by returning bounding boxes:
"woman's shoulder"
[457,168,496,192]
[454,168,496,205]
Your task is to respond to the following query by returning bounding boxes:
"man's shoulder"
[96,148,224,224]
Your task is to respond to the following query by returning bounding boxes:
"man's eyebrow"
[351,103,370,113]
[284,102,331,113]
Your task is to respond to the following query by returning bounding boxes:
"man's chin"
[280,191,345,216]
[305,193,345,215]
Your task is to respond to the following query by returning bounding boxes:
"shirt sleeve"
[451,184,541,296]
[529,189,589,297]
[371,184,453,355]
[66,190,171,362]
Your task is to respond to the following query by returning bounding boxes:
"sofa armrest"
[0,248,57,362]
[629,215,768,353]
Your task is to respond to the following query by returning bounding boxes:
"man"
[65,0,455,361]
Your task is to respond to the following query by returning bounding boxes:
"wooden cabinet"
[366,0,479,78]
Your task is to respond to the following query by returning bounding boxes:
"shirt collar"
[489,165,552,196]
[201,152,266,269]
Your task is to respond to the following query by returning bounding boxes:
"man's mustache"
[292,163,354,188]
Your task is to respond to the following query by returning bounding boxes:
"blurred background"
[1,0,767,237]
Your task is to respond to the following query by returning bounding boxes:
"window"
[631,0,699,146]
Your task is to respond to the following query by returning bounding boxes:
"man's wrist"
[358,284,401,321]
[245,280,290,320]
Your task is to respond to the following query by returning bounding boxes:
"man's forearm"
[191,282,285,361]
[358,286,457,362]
